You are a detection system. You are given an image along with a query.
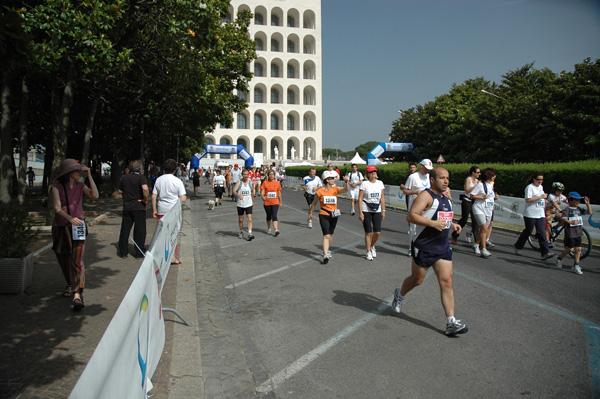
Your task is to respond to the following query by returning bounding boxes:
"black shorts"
[237,206,253,216]
[362,212,382,233]
[564,236,582,249]
[214,186,224,199]
[264,204,280,221]
[319,213,338,236]
[304,192,315,206]
[412,246,453,268]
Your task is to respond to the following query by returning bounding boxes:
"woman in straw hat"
[51,159,99,311]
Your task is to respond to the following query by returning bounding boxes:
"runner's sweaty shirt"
[413,189,453,256]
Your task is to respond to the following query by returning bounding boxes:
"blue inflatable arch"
[366,142,415,166]
[190,144,254,169]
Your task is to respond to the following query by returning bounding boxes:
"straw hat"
[57,159,81,179]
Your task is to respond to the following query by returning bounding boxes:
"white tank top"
[237,180,253,208]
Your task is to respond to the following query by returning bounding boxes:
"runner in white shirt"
[469,168,498,258]
[358,165,385,261]
[346,163,364,216]
[212,169,226,206]
[402,159,433,256]
[301,168,323,228]
[233,169,256,241]
[514,172,554,260]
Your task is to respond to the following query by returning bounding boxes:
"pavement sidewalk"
[0,191,191,399]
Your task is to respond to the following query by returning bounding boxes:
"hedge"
[285,160,600,203]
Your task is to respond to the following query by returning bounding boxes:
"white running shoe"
[238,231,244,239]
[351,209,356,216]
[392,288,404,314]
[466,232,473,243]
[247,233,254,241]
[274,230,280,237]
[323,253,329,264]
[371,246,377,258]
[445,319,468,336]
[572,265,583,275]
[266,229,272,236]
[481,248,492,258]
[486,239,495,248]
[473,244,481,255]
[308,219,312,228]
[366,252,373,261]
[556,257,562,269]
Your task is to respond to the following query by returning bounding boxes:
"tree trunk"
[0,72,15,204]
[50,63,76,181]
[17,75,29,205]
[81,91,101,166]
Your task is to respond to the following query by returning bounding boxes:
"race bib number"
[537,199,545,207]
[438,211,454,229]
[72,222,87,240]
[569,216,583,226]
[267,192,277,199]
[369,192,380,199]
[323,196,337,205]
[241,189,251,196]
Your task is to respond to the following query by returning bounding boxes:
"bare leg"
[400,260,429,297]
[432,259,455,317]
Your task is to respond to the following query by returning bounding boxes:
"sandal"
[63,285,73,298]
[73,295,85,311]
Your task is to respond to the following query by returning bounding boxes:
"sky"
[320,0,600,151]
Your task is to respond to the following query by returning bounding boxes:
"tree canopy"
[390,59,600,163]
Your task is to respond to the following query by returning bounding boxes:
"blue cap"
[567,191,583,199]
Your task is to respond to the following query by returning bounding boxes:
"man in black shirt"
[118,160,149,258]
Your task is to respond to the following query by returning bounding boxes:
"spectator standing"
[152,159,187,264]
[26,167,35,190]
[51,159,99,311]
[117,160,149,259]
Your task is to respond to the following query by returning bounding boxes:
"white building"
[208,0,323,165]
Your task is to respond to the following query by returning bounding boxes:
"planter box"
[0,252,34,294]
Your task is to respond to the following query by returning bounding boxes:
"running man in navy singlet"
[391,167,469,336]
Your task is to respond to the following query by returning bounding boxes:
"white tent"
[349,152,366,164]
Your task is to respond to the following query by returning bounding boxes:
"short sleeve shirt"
[471,182,495,217]
[261,180,281,206]
[359,180,385,213]
[523,183,546,218]
[562,206,586,239]
[405,172,430,209]
[303,176,323,195]
[316,186,340,216]
[152,174,186,215]
[118,173,148,211]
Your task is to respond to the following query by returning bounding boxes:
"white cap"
[420,159,433,170]
[322,170,338,181]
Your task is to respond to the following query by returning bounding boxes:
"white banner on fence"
[70,201,182,399]
[285,177,600,240]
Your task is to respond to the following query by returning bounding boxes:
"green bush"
[0,203,34,258]
[286,160,600,203]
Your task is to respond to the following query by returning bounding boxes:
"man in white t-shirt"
[346,163,364,216]
[230,164,242,202]
[152,159,187,264]
[403,159,433,255]
[301,167,323,228]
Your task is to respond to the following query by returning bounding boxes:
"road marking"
[224,239,363,289]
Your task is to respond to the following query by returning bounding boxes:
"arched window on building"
[287,65,295,78]
[255,14,264,25]
[287,40,295,53]
[287,115,295,130]
[237,114,247,129]
[271,89,279,104]
[271,64,279,77]
[271,39,280,52]
[271,115,279,130]
[254,63,264,77]
[287,16,295,27]
[271,15,279,26]
[254,88,264,103]
[255,38,263,51]
[254,114,263,129]
[287,89,295,104]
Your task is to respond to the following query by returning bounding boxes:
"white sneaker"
[473,244,481,255]
[392,288,403,314]
[366,252,373,261]
[445,319,468,336]
[247,233,254,241]
[274,230,280,237]
[486,240,495,248]
[481,248,492,258]
[466,232,473,243]
[323,253,330,264]
[238,231,244,239]
[572,265,583,275]
[351,209,356,216]
[556,257,562,269]
[370,246,377,258]
[267,229,272,236]
[308,219,312,228]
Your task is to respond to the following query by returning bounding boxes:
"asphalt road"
[193,182,600,399]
